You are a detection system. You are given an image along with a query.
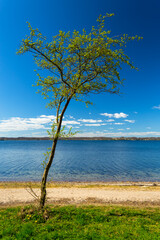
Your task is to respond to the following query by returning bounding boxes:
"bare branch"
[25,184,39,201]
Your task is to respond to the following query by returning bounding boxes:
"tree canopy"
[18,14,141,116]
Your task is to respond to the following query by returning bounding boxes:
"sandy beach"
[1,182,160,207]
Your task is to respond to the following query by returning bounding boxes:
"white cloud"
[118,129,124,131]
[84,124,101,127]
[0,115,81,132]
[106,119,115,122]
[100,112,128,119]
[0,115,56,132]
[78,119,103,123]
[65,125,73,128]
[62,120,80,125]
[114,123,124,125]
[153,105,160,110]
[63,125,80,129]
[126,128,130,130]
[69,115,75,119]
[124,120,135,123]
[100,113,113,118]
[84,122,107,127]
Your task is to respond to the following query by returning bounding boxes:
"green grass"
[0,205,160,239]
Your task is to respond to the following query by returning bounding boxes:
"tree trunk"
[40,135,59,209]
[39,97,71,209]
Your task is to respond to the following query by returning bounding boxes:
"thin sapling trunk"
[40,97,71,209]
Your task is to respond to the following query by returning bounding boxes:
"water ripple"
[0,140,160,181]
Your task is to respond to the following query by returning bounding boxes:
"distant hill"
[0,137,160,141]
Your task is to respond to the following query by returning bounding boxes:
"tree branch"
[28,44,71,89]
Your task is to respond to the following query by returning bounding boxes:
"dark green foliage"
[0,205,160,239]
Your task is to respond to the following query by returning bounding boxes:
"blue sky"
[0,0,160,137]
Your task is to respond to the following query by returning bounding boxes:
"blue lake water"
[0,140,160,182]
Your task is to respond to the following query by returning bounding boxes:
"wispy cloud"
[153,105,160,110]
[65,125,80,129]
[76,131,160,137]
[62,120,80,125]
[69,115,75,119]
[84,124,101,127]
[78,119,102,123]
[84,123,107,127]
[124,120,135,123]
[100,112,128,118]
[0,112,158,138]
[106,119,115,122]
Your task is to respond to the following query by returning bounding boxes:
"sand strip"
[1,187,160,206]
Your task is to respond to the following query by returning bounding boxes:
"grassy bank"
[0,205,160,239]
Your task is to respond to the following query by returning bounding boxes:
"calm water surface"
[0,140,160,182]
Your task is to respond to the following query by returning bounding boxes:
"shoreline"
[0,181,160,188]
[1,181,160,207]
[1,137,160,141]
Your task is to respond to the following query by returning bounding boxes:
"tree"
[17,13,142,209]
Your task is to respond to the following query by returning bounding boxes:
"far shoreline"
[0,137,160,141]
